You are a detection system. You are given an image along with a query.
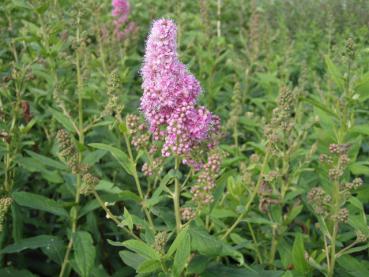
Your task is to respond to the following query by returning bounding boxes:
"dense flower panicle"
[140,19,220,157]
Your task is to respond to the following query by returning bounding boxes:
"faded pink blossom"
[112,0,135,40]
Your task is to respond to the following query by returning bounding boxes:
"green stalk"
[59,14,83,277]
[222,151,270,240]
[248,222,263,264]
[173,157,182,233]
[123,133,155,230]
[93,191,140,240]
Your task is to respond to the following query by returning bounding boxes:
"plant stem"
[123,133,155,230]
[93,191,140,240]
[173,157,182,233]
[222,151,270,240]
[248,222,263,264]
[59,14,83,277]
[269,225,278,267]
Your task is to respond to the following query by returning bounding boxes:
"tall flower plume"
[140,19,220,158]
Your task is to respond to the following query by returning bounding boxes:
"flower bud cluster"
[336,208,349,223]
[264,86,296,153]
[191,152,221,206]
[57,130,99,194]
[103,72,124,118]
[258,180,279,213]
[153,231,167,254]
[323,143,351,181]
[346,37,355,60]
[180,207,196,221]
[307,187,330,216]
[343,178,363,191]
[226,82,242,130]
[126,114,150,150]
[356,231,368,243]
[0,197,12,232]
[142,158,163,177]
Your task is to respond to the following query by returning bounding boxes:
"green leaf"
[350,162,369,176]
[354,72,369,102]
[0,268,37,277]
[89,143,134,175]
[0,235,63,254]
[166,226,189,257]
[349,125,369,136]
[325,55,344,89]
[189,224,243,264]
[95,180,122,194]
[25,150,67,170]
[73,231,96,277]
[285,204,303,225]
[202,265,283,277]
[190,226,222,256]
[292,233,309,274]
[119,250,145,270]
[49,108,76,133]
[123,207,133,231]
[137,259,161,274]
[173,230,191,274]
[337,255,369,277]
[12,191,68,217]
[122,240,161,260]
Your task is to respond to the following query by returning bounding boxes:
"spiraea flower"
[140,19,220,157]
[112,0,136,40]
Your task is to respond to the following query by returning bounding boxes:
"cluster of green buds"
[126,114,151,151]
[264,86,297,154]
[226,82,242,131]
[307,187,331,217]
[257,173,280,213]
[0,197,12,232]
[180,207,196,221]
[153,231,168,255]
[309,143,363,223]
[56,129,99,195]
[102,72,124,119]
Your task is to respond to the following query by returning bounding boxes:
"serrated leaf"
[173,231,191,274]
[49,108,76,133]
[73,231,96,277]
[0,268,37,277]
[12,191,68,217]
[0,235,63,254]
[119,250,145,270]
[122,240,161,260]
[137,259,161,274]
[354,72,369,102]
[292,233,309,274]
[25,150,67,170]
[325,55,344,89]
[337,255,369,277]
[166,226,189,257]
[123,207,133,231]
[89,143,134,175]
